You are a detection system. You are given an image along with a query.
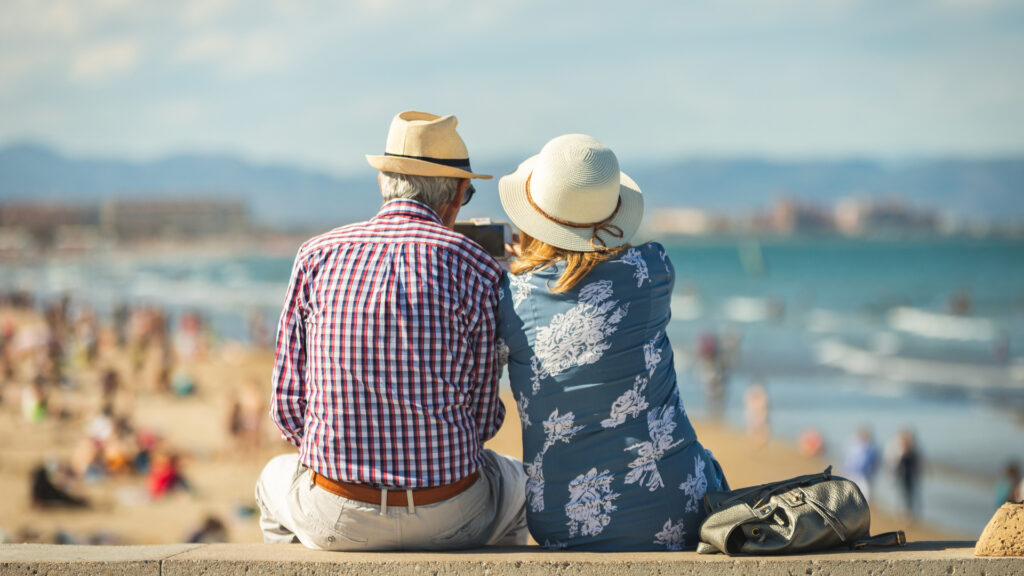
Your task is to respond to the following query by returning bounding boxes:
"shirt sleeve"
[467,276,505,443]
[270,249,310,447]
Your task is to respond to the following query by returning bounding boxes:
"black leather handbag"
[697,466,906,555]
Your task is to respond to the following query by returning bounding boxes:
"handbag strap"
[716,466,833,509]
[852,530,907,549]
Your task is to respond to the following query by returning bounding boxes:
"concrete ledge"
[2,541,1021,575]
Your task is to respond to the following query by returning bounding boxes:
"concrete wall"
[1,541,1021,576]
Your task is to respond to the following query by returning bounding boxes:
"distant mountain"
[0,143,380,229]
[1,143,1022,229]
[630,157,1024,221]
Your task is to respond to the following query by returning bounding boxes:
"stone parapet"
[2,541,1021,576]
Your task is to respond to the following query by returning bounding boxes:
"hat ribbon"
[384,152,472,170]
[525,173,624,251]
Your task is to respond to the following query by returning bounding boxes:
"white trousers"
[254,450,528,550]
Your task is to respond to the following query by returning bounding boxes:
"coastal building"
[835,198,939,236]
[0,203,99,248]
[648,208,731,235]
[100,199,248,242]
[768,198,835,235]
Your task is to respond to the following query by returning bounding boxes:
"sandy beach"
[0,308,963,545]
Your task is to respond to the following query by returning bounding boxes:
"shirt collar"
[374,199,444,225]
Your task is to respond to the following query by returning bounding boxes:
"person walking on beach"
[496,134,727,550]
[888,428,921,519]
[255,111,527,551]
[844,427,881,501]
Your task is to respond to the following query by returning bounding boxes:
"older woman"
[496,134,727,551]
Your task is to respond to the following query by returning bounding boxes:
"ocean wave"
[887,306,998,342]
[806,309,846,334]
[670,294,702,321]
[128,275,285,310]
[814,338,1023,393]
[722,296,784,323]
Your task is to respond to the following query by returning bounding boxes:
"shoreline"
[0,305,966,545]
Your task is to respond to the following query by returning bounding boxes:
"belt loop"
[379,488,388,516]
[406,489,415,514]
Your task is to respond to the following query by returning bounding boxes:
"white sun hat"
[366,110,492,179]
[499,134,643,252]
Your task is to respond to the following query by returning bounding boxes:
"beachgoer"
[949,289,972,316]
[256,111,527,551]
[113,302,129,348]
[0,318,14,383]
[100,368,119,406]
[888,428,921,518]
[71,438,106,481]
[496,134,727,550]
[188,515,229,543]
[843,427,881,501]
[743,382,770,449]
[227,379,264,454]
[994,461,1022,506]
[148,451,189,498]
[30,464,88,509]
[697,333,727,416]
[21,374,48,422]
[797,428,826,457]
[696,329,740,418]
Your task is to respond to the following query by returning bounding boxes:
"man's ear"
[450,179,470,209]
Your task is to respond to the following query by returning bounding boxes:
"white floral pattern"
[653,518,687,550]
[621,248,650,287]
[525,453,546,513]
[510,273,534,309]
[516,391,531,428]
[600,375,649,428]
[624,405,684,491]
[525,409,586,513]
[542,539,568,550]
[643,333,662,377]
[529,280,628,391]
[529,356,545,394]
[542,408,586,451]
[565,468,620,538]
[678,455,709,513]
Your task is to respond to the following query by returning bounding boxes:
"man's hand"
[505,232,522,259]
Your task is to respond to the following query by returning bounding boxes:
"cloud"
[0,0,81,36]
[180,0,238,27]
[69,38,141,85]
[175,31,289,75]
[177,32,233,63]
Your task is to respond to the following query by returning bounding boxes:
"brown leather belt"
[311,471,479,507]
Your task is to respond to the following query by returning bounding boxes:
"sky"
[1,0,1023,175]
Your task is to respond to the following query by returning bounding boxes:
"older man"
[255,111,527,550]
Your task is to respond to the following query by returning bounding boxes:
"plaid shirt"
[270,199,505,488]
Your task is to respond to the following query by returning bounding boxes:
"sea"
[2,236,1022,537]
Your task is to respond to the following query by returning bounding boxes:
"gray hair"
[379,171,461,214]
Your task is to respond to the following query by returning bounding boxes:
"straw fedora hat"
[366,110,492,179]
[499,134,643,252]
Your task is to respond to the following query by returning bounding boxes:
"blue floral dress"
[497,242,727,551]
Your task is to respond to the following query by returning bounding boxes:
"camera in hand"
[454,220,510,260]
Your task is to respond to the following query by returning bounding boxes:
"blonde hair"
[510,232,626,293]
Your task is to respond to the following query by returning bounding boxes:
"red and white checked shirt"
[270,199,505,488]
